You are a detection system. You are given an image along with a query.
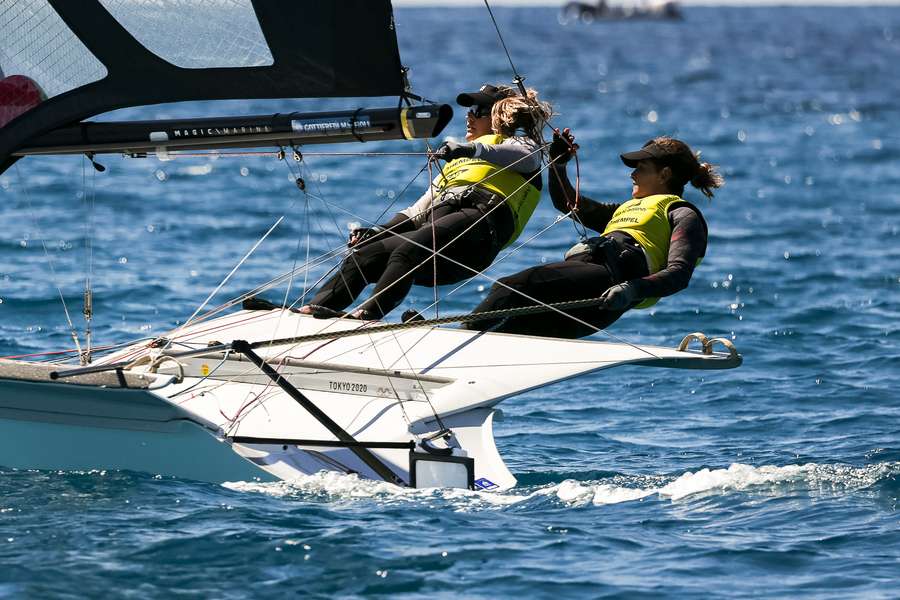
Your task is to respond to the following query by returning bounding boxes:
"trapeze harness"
[566,193,706,308]
[433,133,542,249]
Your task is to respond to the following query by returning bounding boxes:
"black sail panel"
[0,0,406,173]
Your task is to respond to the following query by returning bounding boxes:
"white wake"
[223,461,900,509]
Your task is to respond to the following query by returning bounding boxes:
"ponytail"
[647,136,724,199]
[690,161,724,199]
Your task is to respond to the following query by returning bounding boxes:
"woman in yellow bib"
[465,131,723,338]
[302,84,551,320]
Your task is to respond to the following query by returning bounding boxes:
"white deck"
[1,310,740,488]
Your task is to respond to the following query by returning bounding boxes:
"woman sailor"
[301,84,552,320]
[465,130,723,339]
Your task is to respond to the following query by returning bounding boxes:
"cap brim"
[456,91,495,107]
[620,149,655,167]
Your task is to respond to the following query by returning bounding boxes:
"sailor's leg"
[418,207,496,285]
[358,208,494,318]
[465,259,625,338]
[307,237,402,310]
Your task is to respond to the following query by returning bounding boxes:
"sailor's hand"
[549,128,578,165]
[599,282,639,311]
[434,141,476,162]
[348,226,382,248]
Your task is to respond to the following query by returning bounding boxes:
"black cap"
[620,139,695,171]
[456,84,514,108]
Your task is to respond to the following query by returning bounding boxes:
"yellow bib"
[602,194,684,274]
[435,134,541,247]
[602,194,701,309]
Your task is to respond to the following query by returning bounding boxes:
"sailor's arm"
[472,136,542,173]
[348,190,426,247]
[548,161,619,231]
[631,206,708,299]
[548,129,619,231]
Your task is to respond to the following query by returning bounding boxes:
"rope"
[297,150,450,430]
[81,156,96,364]
[483,0,526,96]
[229,293,621,350]
[547,132,589,239]
[13,164,83,357]
[427,152,439,317]
[414,212,571,316]
[170,214,285,343]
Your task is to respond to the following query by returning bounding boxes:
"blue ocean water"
[1,5,899,597]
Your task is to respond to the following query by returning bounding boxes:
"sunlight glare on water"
[1,5,899,598]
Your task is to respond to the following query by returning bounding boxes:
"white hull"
[0,310,739,489]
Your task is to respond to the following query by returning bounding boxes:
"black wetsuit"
[465,165,707,339]
[309,190,516,318]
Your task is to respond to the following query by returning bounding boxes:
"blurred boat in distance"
[560,0,682,23]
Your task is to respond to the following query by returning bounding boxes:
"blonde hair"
[491,88,553,142]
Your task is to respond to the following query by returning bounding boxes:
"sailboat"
[0,0,740,491]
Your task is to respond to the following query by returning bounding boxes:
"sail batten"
[0,0,409,173]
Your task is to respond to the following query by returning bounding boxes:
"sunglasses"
[467,105,491,119]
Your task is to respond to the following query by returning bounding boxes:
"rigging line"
[252,156,360,404]
[385,155,448,429]
[162,255,338,342]
[0,337,151,361]
[428,153,439,318]
[260,156,441,427]
[165,147,353,335]
[314,165,660,359]
[282,150,434,320]
[232,154,391,349]
[296,189,313,312]
[481,0,554,153]
[421,161,661,354]
[171,212,288,344]
[168,158,357,334]
[181,158,336,398]
[179,246,344,338]
[81,156,97,364]
[280,155,367,320]
[369,325,443,434]
[415,211,571,315]
[182,293,664,350]
[318,151,551,320]
[358,153,433,244]
[546,129,589,238]
[482,0,526,95]
[234,219,309,408]
[262,166,312,367]
[193,143,429,326]
[192,245,347,326]
[273,137,547,312]
[13,164,83,357]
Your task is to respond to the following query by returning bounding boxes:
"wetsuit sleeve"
[379,211,414,233]
[399,184,438,227]
[548,161,619,232]
[631,206,707,299]
[472,136,541,173]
